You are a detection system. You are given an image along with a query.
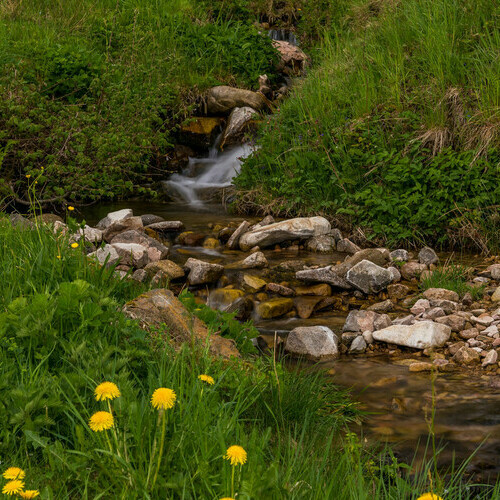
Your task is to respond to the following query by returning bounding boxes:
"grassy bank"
[1,216,500,498]
[236,0,500,251]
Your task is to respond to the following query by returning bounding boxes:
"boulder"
[8,213,34,228]
[239,251,268,269]
[418,247,439,265]
[140,214,164,226]
[185,258,224,285]
[221,107,258,146]
[367,299,394,313]
[401,261,428,280]
[284,326,339,361]
[103,216,144,242]
[227,220,250,249]
[343,310,379,333]
[349,335,367,353]
[296,266,352,289]
[111,230,169,262]
[336,238,361,255]
[305,235,336,253]
[146,221,184,233]
[206,86,267,114]
[410,298,431,315]
[256,298,294,319]
[346,260,393,294]
[482,349,498,367]
[372,321,451,349]
[387,266,401,283]
[390,249,409,262]
[272,40,309,75]
[435,314,466,332]
[294,296,322,319]
[239,216,330,251]
[97,209,133,230]
[77,225,103,244]
[452,345,480,365]
[112,243,149,268]
[123,289,239,358]
[88,244,120,267]
[423,288,459,302]
[266,283,296,296]
[144,260,184,280]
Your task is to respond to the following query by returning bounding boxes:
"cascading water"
[163,135,254,207]
[268,29,298,46]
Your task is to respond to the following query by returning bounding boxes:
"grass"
[235,0,500,250]
[1,215,499,497]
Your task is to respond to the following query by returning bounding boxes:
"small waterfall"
[268,29,298,46]
[163,137,253,206]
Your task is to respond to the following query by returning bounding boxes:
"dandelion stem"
[231,465,235,498]
[146,411,162,489]
[152,409,167,488]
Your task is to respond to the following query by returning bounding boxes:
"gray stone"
[401,261,428,280]
[435,314,466,332]
[141,214,165,226]
[392,315,415,326]
[372,321,451,349]
[346,260,393,294]
[227,220,250,249]
[482,349,498,367]
[131,269,148,282]
[387,266,401,283]
[390,249,409,262]
[349,335,367,353]
[367,299,394,313]
[330,228,343,242]
[418,247,439,265]
[78,225,103,244]
[336,238,361,255]
[146,221,184,233]
[285,326,339,361]
[344,310,379,333]
[144,260,185,280]
[222,107,258,145]
[103,216,144,242]
[305,235,336,253]
[452,345,480,365]
[296,266,352,289]
[206,85,267,114]
[374,314,392,331]
[97,209,134,230]
[184,258,224,285]
[112,242,149,268]
[362,330,374,344]
[111,230,169,262]
[422,307,446,320]
[240,251,268,269]
[88,244,120,267]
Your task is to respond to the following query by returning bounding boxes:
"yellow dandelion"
[198,374,215,385]
[68,206,75,211]
[417,495,443,500]
[89,411,114,432]
[220,498,235,500]
[3,467,25,480]
[2,480,25,496]
[56,255,61,259]
[25,174,31,179]
[151,388,176,410]
[224,445,247,466]
[20,491,40,499]
[95,382,121,401]
[71,242,79,249]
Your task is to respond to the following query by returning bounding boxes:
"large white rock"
[96,209,133,230]
[112,243,149,268]
[239,217,330,251]
[372,321,451,349]
[346,260,393,294]
[285,326,339,361]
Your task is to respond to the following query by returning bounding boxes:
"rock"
[8,213,34,228]
[336,238,361,255]
[144,260,185,280]
[448,341,465,355]
[146,221,184,233]
[362,330,374,344]
[285,326,339,361]
[372,321,451,349]
[349,335,367,353]
[103,217,144,243]
[374,314,392,330]
[459,328,479,340]
[53,220,68,235]
[206,86,267,114]
[39,213,64,224]
[239,216,331,251]
[88,244,120,267]
[367,299,394,313]
[343,310,379,333]
[387,266,401,283]
[423,288,459,302]
[208,288,245,310]
[111,243,149,268]
[180,117,223,149]
[123,289,239,358]
[393,314,415,326]
[314,296,341,312]
[401,261,428,280]
[452,345,480,365]
[227,221,250,249]
[409,362,434,372]
[111,230,169,262]
[429,299,458,314]
[266,283,296,296]
[410,299,430,315]
[346,260,393,294]
[272,40,309,75]
[305,235,336,253]
[203,238,220,249]
[243,274,267,291]
[221,107,257,146]
[471,314,494,326]
[97,209,134,230]
[256,298,294,319]
[418,247,439,265]
[224,296,254,321]
[387,283,410,300]
[184,258,224,285]
[240,251,268,269]
[131,269,148,282]
[140,214,164,226]
[422,307,446,320]
[435,314,466,332]
[178,231,206,246]
[482,350,498,367]
[294,296,322,319]
[491,287,500,302]
[487,264,500,280]
[390,249,409,262]
[296,266,351,289]
[253,215,275,229]
[294,284,332,296]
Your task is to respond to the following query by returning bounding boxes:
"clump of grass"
[419,264,485,300]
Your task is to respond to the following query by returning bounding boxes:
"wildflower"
[95,382,121,401]
[71,242,79,249]
[416,495,443,500]
[20,491,40,499]
[198,374,215,385]
[3,467,25,480]
[220,498,235,500]
[151,388,176,410]
[2,480,25,496]
[56,255,61,259]
[89,411,114,432]
[224,445,247,466]
[68,206,75,211]
[25,174,31,179]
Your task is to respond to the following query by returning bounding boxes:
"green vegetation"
[1,217,499,497]
[236,0,500,250]
[420,264,485,300]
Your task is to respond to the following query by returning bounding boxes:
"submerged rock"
[372,321,451,349]
[285,326,339,361]
[256,298,294,319]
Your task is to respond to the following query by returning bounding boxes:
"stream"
[84,143,500,482]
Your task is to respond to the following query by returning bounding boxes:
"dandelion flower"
[2,480,25,496]
[68,206,75,211]
[220,498,235,500]
[3,467,25,480]
[151,388,176,410]
[89,411,114,432]
[20,491,40,499]
[198,374,215,385]
[57,255,61,259]
[25,174,31,179]
[224,445,247,466]
[95,382,121,401]
[71,242,79,249]
[417,495,443,500]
